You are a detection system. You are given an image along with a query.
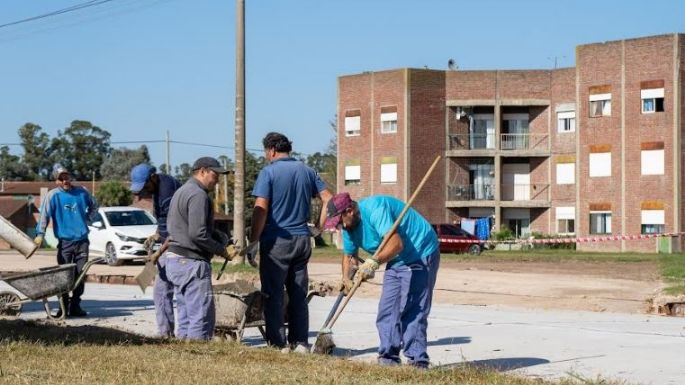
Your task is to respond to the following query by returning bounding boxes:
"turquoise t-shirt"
[342,195,438,267]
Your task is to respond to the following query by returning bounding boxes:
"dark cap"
[324,193,354,230]
[192,157,230,174]
[52,163,69,180]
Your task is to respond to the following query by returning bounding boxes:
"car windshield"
[441,225,466,236]
[105,211,155,226]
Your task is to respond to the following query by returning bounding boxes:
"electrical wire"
[0,0,115,30]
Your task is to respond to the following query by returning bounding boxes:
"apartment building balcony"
[447,134,497,157]
[445,184,496,207]
[500,133,550,156]
[500,183,551,207]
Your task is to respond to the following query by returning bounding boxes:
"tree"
[50,120,111,181]
[95,181,132,207]
[100,145,151,181]
[174,163,192,184]
[0,146,25,181]
[19,123,51,180]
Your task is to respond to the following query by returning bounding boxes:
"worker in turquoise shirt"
[34,164,98,318]
[324,193,439,368]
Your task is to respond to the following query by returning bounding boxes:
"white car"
[88,207,158,266]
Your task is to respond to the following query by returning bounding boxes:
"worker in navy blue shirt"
[35,164,98,318]
[250,132,332,352]
[130,163,181,338]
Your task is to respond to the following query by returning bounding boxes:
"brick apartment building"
[336,33,684,253]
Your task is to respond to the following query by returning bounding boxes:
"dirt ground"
[2,251,664,315]
[308,259,662,314]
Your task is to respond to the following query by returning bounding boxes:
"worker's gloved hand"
[243,242,259,268]
[223,244,237,261]
[149,249,163,264]
[143,233,160,251]
[354,258,380,282]
[335,278,354,296]
[33,235,44,248]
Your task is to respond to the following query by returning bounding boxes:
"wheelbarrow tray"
[213,280,265,328]
[1,263,76,300]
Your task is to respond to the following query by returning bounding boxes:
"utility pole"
[223,158,229,215]
[166,130,171,174]
[233,0,246,263]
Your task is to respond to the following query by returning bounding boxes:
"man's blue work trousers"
[376,249,440,367]
[154,255,175,338]
[259,235,311,348]
[165,253,215,340]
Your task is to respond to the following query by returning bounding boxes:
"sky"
[0,0,683,171]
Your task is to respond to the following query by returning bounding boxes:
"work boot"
[292,343,309,354]
[68,305,88,317]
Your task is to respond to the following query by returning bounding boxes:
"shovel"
[311,155,441,354]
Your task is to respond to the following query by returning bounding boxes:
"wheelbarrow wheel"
[0,291,22,317]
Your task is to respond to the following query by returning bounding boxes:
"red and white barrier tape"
[439,232,685,245]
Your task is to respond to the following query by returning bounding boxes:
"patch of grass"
[0,319,630,385]
[210,261,258,275]
[658,254,685,295]
[450,249,656,263]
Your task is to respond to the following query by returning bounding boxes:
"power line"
[0,0,115,30]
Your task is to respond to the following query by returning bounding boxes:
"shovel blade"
[135,261,158,293]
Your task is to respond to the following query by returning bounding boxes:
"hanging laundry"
[461,218,476,235]
[476,217,491,240]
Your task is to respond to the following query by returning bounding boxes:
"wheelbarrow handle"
[72,257,103,289]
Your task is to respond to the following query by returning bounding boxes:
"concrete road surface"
[2,282,683,385]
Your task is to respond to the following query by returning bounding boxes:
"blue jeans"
[259,235,311,348]
[154,255,175,337]
[376,249,440,367]
[165,253,215,340]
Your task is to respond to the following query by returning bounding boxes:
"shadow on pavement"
[436,357,550,371]
[0,318,165,346]
[17,299,153,318]
[334,336,473,356]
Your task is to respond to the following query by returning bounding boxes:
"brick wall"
[408,69,446,222]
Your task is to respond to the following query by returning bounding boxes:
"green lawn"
[0,319,630,385]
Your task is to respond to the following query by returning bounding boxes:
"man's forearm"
[373,232,403,264]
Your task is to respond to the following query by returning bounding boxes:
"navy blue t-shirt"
[252,157,327,239]
[154,174,181,241]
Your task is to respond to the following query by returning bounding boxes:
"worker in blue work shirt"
[130,163,181,338]
[324,193,440,369]
[250,132,332,353]
[34,164,98,318]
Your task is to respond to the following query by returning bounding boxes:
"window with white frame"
[590,211,612,234]
[380,109,397,134]
[556,162,575,184]
[557,111,576,133]
[556,207,575,235]
[589,93,611,117]
[641,88,664,113]
[380,156,397,184]
[344,160,360,185]
[589,152,611,177]
[641,149,664,175]
[641,209,665,234]
[344,112,361,137]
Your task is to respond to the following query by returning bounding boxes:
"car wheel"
[468,244,481,256]
[0,291,22,316]
[105,242,123,266]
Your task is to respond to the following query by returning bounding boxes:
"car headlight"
[115,233,143,243]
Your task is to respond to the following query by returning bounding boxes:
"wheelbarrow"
[0,257,103,320]
[213,280,324,342]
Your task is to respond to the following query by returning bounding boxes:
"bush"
[492,227,515,241]
[529,232,576,250]
[95,181,133,207]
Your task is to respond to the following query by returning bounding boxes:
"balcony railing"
[500,183,550,201]
[447,184,495,201]
[448,134,496,151]
[500,133,549,151]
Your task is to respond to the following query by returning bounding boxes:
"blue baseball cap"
[130,163,155,193]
